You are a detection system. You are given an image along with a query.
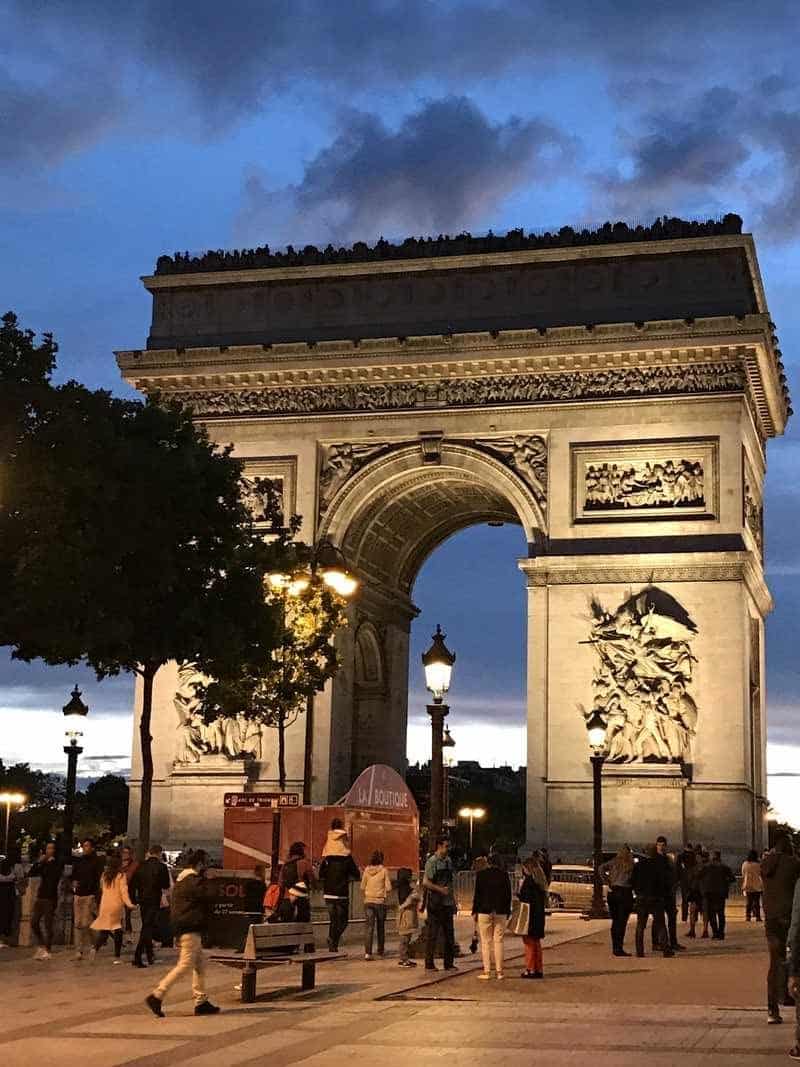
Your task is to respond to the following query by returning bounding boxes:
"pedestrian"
[396,867,420,968]
[655,835,684,951]
[70,837,104,961]
[90,850,134,963]
[698,850,735,941]
[471,852,512,980]
[145,849,220,1018]
[130,844,171,968]
[518,854,548,979]
[0,856,16,947]
[538,847,553,885]
[787,873,800,1059]
[121,845,140,944]
[319,819,360,952]
[276,842,314,923]
[602,845,635,957]
[762,834,800,1025]
[631,843,673,958]
[742,849,764,922]
[687,850,710,939]
[29,842,63,960]
[360,849,392,961]
[423,836,457,972]
[678,843,696,923]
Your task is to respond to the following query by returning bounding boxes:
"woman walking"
[603,845,635,956]
[361,850,392,960]
[518,855,548,979]
[91,851,134,963]
[472,853,512,980]
[741,849,763,922]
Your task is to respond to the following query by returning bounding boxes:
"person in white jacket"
[361,850,392,960]
[90,852,134,963]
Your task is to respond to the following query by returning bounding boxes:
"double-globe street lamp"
[62,684,89,859]
[0,792,27,854]
[585,707,609,920]
[268,539,359,804]
[422,624,456,850]
[458,805,486,854]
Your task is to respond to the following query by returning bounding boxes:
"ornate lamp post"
[585,707,609,920]
[458,805,486,853]
[268,539,359,804]
[422,624,456,849]
[442,725,455,823]
[62,685,89,859]
[0,792,26,854]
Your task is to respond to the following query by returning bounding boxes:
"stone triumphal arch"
[118,219,789,856]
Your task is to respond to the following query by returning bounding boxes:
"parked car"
[547,864,606,911]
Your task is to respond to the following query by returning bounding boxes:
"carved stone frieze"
[173,663,269,765]
[319,442,394,511]
[169,361,746,418]
[585,457,704,511]
[582,586,699,765]
[743,453,764,557]
[242,475,284,529]
[473,435,547,507]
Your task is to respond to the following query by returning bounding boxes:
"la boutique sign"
[339,764,419,815]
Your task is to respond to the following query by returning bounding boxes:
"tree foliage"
[0,311,57,466]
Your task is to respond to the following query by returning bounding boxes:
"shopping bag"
[506,900,530,936]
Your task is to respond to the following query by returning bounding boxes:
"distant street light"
[423,625,456,849]
[585,707,609,920]
[458,806,486,852]
[0,792,26,854]
[442,726,456,822]
[62,684,89,859]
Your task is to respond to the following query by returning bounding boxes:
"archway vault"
[318,442,543,595]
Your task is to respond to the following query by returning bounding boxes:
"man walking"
[70,838,104,961]
[30,842,63,960]
[319,819,360,952]
[698,850,735,940]
[423,837,457,972]
[145,850,219,1018]
[631,843,673,958]
[655,835,684,951]
[131,844,171,968]
[762,834,800,1025]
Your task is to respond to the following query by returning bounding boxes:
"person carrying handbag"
[515,855,548,979]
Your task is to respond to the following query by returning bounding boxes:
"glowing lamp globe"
[422,625,456,704]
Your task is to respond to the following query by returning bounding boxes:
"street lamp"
[268,539,359,804]
[0,792,26,854]
[584,707,608,920]
[62,684,89,859]
[442,726,455,822]
[423,625,456,849]
[458,806,486,853]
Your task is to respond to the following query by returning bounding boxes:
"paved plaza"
[2,915,793,1065]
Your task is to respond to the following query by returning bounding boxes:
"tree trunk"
[278,707,286,791]
[138,663,158,850]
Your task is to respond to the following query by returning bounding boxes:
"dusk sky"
[1,1,798,823]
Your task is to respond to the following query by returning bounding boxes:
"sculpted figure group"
[585,458,704,511]
[584,587,699,764]
[173,665,270,765]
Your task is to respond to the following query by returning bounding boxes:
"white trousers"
[154,932,207,1004]
[477,912,505,975]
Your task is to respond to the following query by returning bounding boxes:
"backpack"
[263,882,282,913]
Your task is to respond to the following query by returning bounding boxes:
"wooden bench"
[209,922,342,1002]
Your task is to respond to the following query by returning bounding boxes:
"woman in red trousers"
[518,854,548,978]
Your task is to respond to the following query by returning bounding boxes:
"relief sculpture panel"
[582,586,699,765]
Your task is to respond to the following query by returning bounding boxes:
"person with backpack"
[396,868,420,967]
[361,850,393,960]
[276,842,314,923]
[319,820,360,952]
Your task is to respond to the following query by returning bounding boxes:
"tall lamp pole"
[458,806,486,854]
[0,792,26,854]
[442,726,455,823]
[584,708,609,920]
[62,685,89,860]
[423,625,456,851]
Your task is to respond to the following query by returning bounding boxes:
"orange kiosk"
[223,764,419,873]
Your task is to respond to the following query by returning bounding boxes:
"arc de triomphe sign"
[117,220,789,857]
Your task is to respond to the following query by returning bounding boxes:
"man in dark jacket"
[678,844,696,922]
[131,844,171,968]
[787,876,800,1057]
[319,821,360,952]
[698,851,735,940]
[471,853,512,979]
[655,836,684,951]
[762,834,800,1024]
[30,842,63,959]
[631,844,673,958]
[146,850,219,1018]
[70,837,104,960]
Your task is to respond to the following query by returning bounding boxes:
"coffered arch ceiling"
[320,444,540,595]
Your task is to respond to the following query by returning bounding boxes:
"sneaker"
[521,971,535,979]
[364,954,373,961]
[496,973,504,981]
[443,963,458,971]
[478,973,491,980]
[113,959,122,965]
[33,947,46,960]
[194,1000,221,1016]
[787,1046,800,1060]
[145,994,164,1018]
[767,1012,783,1025]
[40,950,52,960]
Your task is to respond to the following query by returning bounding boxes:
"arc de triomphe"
[117,220,789,857]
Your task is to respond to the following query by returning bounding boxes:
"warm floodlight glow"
[0,792,26,807]
[585,708,608,752]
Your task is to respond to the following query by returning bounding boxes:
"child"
[396,867,420,967]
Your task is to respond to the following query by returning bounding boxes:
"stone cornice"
[518,551,773,615]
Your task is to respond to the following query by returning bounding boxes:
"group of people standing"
[470,850,550,980]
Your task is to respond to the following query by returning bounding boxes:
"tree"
[0,311,56,467]
[0,318,282,847]
[0,760,65,849]
[82,774,129,837]
[197,511,346,789]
